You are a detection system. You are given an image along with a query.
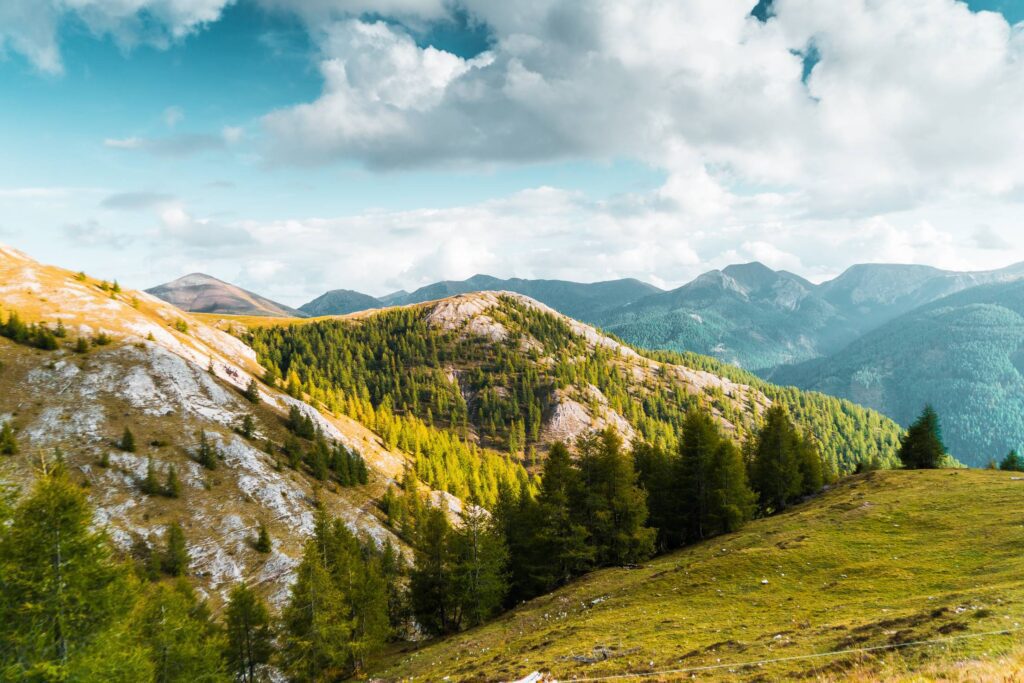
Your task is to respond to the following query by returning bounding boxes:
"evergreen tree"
[1000,449,1024,472]
[161,522,190,577]
[533,442,593,590]
[750,405,804,513]
[0,421,17,455]
[575,429,655,566]
[224,583,273,683]
[280,540,353,682]
[254,521,272,553]
[451,503,509,627]
[74,336,89,353]
[897,405,947,470]
[796,433,825,496]
[409,507,457,635]
[119,426,137,452]
[164,464,182,499]
[196,430,219,471]
[239,414,256,439]
[676,410,721,543]
[137,579,227,683]
[704,440,756,536]
[141,456,161,495]
[0,463,148,679]
[243,378,261,404]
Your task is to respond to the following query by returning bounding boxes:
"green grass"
[369,470,1024,681]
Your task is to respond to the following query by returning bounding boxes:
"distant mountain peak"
[147,273,302,318]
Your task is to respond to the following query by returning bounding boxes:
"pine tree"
[239,414,255,439]
[451,502,509,628]
[196,430,219,470]
[254,521,272,553]
[704,440,756,536]
[676,409,720,543]
[898,405,947,469]
[796,433,825,496]
[750,405,804,513]
[224,583,273,683]
[243,378,260,404]
[409,506,457,635]
[0,463,148,679]
[141,456,161,495]
[164,464,182,499]
[119,426,137,452]
[1000,450,1024,472]
[576,429,655,566]
[137,579,226,683]
[161,522,189,577]
[74,336,89,353]
[280,540,353,682]
[533,442,593,590]
[0,421,17,455]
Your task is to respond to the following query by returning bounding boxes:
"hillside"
[370,469,1024,682]
[773,280,1024,467]
[307,274,664,321]
[0,244,422,607]
[245,290,902,481]
[147,272,305,318]
[592,261,1024,372]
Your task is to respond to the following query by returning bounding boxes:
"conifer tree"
[750,405,804,513]
[254,521,272,553]
[796,433,825,496]
[119,426,137,452]
[0,421,17,455]
[142,456,161,495]
[239,414,256,439]
[164,464,182,499]
[575,429,655,566]
[243,378,260,404]
[74,336,89,353]
[451,502,509,627]
[1000,450,1024,472]
[137,579,226,683]
[225,583,273,683]
[533,442,593,589]
[0,463,148,679]
[897,405,947,469]
[161,522,189,577]
[280,540,353,681]
[409,506,457,635]
[196,430,219,470]
[704,440,756,536]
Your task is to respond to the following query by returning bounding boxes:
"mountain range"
[147,260,1024,466]
[146,272,304,318]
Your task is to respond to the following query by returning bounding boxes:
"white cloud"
[0,0,233,74]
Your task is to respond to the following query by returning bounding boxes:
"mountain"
[591,261,1024,372]
[819,261,1024,333]
[147,272,305,318]
[370,468,1024,681]
[594,262,856,370]
[362,274,664,321]
[772,279,1024,467]
[298,288,382,316]
[0,243,902,605]
[0,244,406,607]
[245,290,901,476]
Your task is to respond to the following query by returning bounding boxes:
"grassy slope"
[371,470,1024,681]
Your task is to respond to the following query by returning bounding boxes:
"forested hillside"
[248,292,902,485]
[774,280,1024,466]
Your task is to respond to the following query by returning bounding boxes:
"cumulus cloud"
[0,0,232,74]
[260,0,1024,222]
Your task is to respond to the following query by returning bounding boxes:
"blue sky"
[1,0,1024,303]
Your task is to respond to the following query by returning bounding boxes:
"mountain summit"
[146,273,304,318]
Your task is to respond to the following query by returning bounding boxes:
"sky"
[2,0,1024,305]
